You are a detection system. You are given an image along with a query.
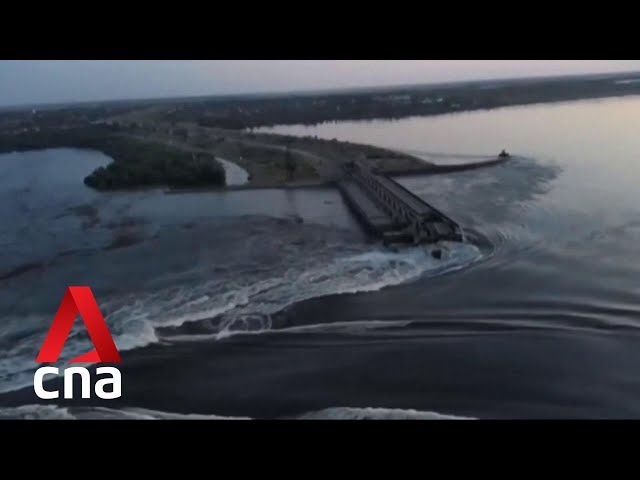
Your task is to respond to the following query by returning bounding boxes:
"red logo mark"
[36,286,121,363]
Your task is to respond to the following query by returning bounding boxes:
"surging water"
[3,96,640,418]
[0,148,482,396]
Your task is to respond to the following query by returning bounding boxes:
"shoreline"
[164,155,510,194]
[164,179,335,194]
[250,91,640,131]
[0,127,510,194]
[5,72,639,192]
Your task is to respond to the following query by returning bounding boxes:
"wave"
[175,242,482,341]
[0,404,472,420]
[216,157,249,186]
[0,237,482,395]
[166,319,415,343]
[0,404,249,420]
[298,407,474,420]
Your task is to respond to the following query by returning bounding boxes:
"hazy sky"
[1,60,639,107]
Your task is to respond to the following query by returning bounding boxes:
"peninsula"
[0,70,637,190]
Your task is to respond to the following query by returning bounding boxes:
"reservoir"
[3,96,640,418]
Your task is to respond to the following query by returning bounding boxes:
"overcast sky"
[1,60,639,107]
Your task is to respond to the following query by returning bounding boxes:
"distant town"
[0,71,639,191]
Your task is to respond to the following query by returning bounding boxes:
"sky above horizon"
[1,60,639,107]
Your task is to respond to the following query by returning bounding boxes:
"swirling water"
[2,96,640,418]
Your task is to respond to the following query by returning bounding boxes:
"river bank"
[0,122,439,190]
[3,96,640,418]
[6,70,638,191]
[100,71,640,131]
[163,155,511,194]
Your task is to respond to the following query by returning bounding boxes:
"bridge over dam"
[337,161,465,246]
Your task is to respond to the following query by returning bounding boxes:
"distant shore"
[104,71,640,130]
[4,69,632,190]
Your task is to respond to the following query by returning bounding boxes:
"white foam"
[0,241,483,394]
[216,157,249,186]
[298,407,474,420]
[169,319,413,342]
[0,404,249,420]
[0,404,76,420]
[213,242,482,339]
[0,404,472,420]
[277,319,413,334]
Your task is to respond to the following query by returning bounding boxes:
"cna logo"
[34,286,122,400]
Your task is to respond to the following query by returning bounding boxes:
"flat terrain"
[1,71,638,189]
[104,70,640,129]
[0,121,432,190]
[128,123,435,187]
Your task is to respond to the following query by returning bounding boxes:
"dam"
[337,161,464,246]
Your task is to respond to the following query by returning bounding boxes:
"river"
[2,96,640,418]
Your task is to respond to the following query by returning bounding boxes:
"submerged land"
[0,70,639,190]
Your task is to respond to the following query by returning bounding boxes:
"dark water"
[2,97,640,419]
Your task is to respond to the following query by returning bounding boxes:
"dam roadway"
[337,161,465,246]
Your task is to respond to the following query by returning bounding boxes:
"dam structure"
[337,161,464,246]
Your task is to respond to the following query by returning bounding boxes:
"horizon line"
[2,68,640,113]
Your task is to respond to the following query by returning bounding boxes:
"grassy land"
[0,126,226,190]
[0,123,431,190]
[0,119,504,191]
[83,137,224,190]
[131,123,433,188]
